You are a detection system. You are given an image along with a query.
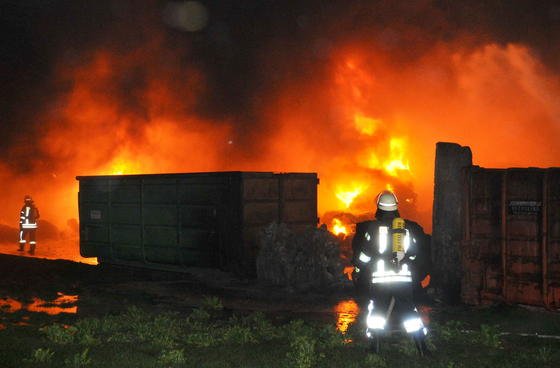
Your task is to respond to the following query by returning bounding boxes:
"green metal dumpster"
[76,172,318,275]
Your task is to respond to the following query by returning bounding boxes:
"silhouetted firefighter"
[18,195,40,254]
[352,190,429,355]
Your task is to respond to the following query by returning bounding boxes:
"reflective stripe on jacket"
[355,223,416,284]
[20,205,39,229]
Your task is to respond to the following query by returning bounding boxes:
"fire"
[383,138,411,177]
[3,3,560,268]
[335,185,365,209]
[332,218,348,236]
[108,156,145,176]
[110,161,130,175]
[357,121,411,177]
[335,189,361,209]
[343,266,354,281]
[354,115,380,136]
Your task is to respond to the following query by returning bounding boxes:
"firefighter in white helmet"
[352,190,429,355]
[18,195,40,254]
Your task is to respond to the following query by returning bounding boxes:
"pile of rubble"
[256,223,347,291]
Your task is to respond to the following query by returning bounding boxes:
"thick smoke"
[1,0,560,239]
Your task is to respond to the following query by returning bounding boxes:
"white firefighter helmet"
[376,191,398,211]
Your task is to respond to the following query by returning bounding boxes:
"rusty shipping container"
[76,172,318,275]
[461,167,560,308]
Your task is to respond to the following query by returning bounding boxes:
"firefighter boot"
[18,243,24,251]
[28,243,35,255]
[366,329,381,354]
[412,331,429,357]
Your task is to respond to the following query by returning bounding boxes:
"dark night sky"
[1,0,559,172]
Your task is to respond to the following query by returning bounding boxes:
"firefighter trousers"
[19,228,37,252]
[366,282,422,331]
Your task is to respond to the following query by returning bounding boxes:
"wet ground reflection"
[334,299,359,333]
[0,253,431,338]
[0,292,78,315]
[332,299,432,336]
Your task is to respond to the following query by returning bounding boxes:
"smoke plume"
[1,0,559,239]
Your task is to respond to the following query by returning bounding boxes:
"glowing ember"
[421,274,431,288]
[343,266,354,281]
[332,218,348,236]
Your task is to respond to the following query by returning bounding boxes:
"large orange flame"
[2,30,560,265]
[335,186,365,209]
[383,138,411,177]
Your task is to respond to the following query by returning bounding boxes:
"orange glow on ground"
[0,241,97,265]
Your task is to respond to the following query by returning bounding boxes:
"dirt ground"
[0,251,359,332]
[0,240,96,265]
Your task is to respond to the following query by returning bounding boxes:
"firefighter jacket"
[20,203,40,230]
[352,217,427,287]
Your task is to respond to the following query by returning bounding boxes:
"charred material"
[256,223,347,291]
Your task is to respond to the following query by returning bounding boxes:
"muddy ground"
[0,253,359,330]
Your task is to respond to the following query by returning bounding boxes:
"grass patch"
[24,347,55,364]
[0,302,559,367]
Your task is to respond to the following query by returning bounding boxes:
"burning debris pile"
[256,223,347,291]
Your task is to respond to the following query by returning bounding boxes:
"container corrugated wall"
[76,172,318,275]
[462,167,560,308]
